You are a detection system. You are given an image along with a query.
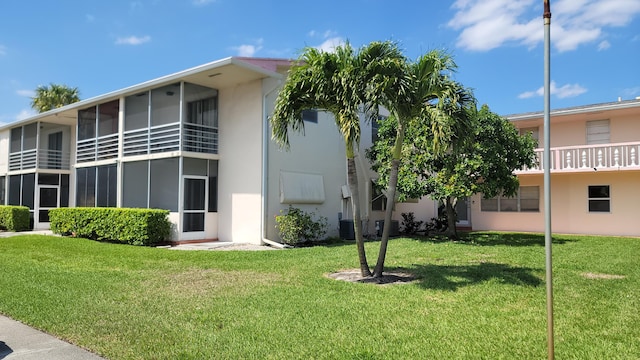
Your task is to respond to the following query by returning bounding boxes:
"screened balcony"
[516,141,640,174]
[76,82,218,162]
[8,123,72,171]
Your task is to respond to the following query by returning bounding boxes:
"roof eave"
[1,57,283,131]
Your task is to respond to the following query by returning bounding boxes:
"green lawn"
[0,233,638,359]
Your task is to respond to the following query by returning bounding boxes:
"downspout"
[261,79,287,248]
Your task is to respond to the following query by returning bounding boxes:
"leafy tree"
[270,41,405,277]
[31,83,80,113]
[369,51,472,277]
[368,103,536,239]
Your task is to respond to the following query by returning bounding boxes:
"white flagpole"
[543,1,554,359]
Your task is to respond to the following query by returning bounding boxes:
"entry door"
[35,185,59,228]
[183,176,207,233]
[455,197,471,226]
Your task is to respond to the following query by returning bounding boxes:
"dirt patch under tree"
[327,269,417,285]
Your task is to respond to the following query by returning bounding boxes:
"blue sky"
[1,0,639,124]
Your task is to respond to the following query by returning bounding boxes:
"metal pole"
[543,1,554,359]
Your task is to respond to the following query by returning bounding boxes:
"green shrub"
[401,212,423,235]
[49,207,171,246]
[275,206,327,246]
[0,206,30,231]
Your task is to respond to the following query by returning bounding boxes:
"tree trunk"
[373,158,399,277]
[347,156,371,277]
[446,197,458,240]
[373,121,404,278]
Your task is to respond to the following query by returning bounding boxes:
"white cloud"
[232,39,264,57]
[518,81,588,99]
[115,35,151,45]
[448,0,640,52]
[597,40,611,50]
[16,89,35,97]
[0,45,6,56]
[315,37,346,53]
[193,0,215,5]
[16,109,36,121]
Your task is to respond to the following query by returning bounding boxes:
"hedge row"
[0,206,30,231]
[49,207,172,246]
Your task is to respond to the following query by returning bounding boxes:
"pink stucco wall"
[471,171,640,237]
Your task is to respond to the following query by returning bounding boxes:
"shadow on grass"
[405,262,543,291]
[410,232,576,247]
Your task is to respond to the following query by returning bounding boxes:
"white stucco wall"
[266,109,350,241]
[217,79,264,244]
[0,130,9,174]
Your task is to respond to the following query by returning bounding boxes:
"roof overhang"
[1,57,284,131]
[507,99,640,122]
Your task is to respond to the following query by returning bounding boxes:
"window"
[97,165,118,207]
[481,186,540,212]
[371,180,387,212]
[0,176,5,205]
[588,185,610,212]
[185,97,218,153]
[519,127,539,148]
[76,165,117,207]
[78,107,97,141]
[98,100,119,137]
[151,84,180,127]
[8,176,21,206]
[150,158,179,212]
[187,97,218,127]
[208,160,218,212]
[586,120,609,145]
[123,161,149,208]
[125,92,150,131]
[301,109,318,123]
[76,167,97,207]
[371,115,386,144]
[21,174,35,209]
[10,127,22,153]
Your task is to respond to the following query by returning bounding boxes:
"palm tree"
[271,41,405,277]
[31,83,80,113]
[372,51,474,277]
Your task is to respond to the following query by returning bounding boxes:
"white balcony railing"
[516,141,640,174]
[77,133,119,163]
[9,148,71,171]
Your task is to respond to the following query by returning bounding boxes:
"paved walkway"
[0,315,105,360]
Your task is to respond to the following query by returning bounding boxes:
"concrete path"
[0,315,105,360]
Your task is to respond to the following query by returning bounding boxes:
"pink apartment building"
[467,98,640,237]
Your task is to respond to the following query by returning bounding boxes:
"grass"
[0,232,638,359]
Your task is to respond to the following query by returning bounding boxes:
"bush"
[425,214,448,234]
[0,206,30,231]
[401,212,423,235]
[275,206,328,246]
[49,207,171,246]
